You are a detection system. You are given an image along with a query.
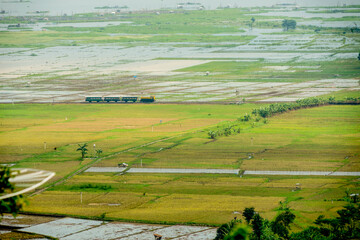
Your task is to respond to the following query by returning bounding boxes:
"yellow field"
[25,191,284,225]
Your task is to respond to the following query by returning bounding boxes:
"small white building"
[177,3,205,10]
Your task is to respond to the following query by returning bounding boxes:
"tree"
[250,17,255,30]
[215,219,242,240]
[208,130,218,139]
[328,96,336,104]
[217,201,360,240]
[289,226,326,240]
[0,166,25,220]
[243,207,256,224]
[224,224,250,240]
[314,203,360,239]
[252,213,264,240]
[261,220,280,240]
[271,209,295,239]
[350,24,360,33]
[96,149,103,158]
[282,19,296,31]
[76,143,88,159]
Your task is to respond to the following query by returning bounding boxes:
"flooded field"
[2,0,359,15]
[16,217,216,240]
[0,75,357,103]
[0,214,217,239]
[251,10,360,18]
[0,40,358,103]
[1,3,359,103]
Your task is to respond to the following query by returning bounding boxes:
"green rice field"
[0,103,359,227]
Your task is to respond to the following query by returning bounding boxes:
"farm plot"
[0,103,257,180]
[0,5,359,104]
[27,172,357,226]
[0,51,358,103]
[102,105,359,172]
[115,60,211,74]
[18,104,359,226]
[21,218,103,239]
[18,218,216,240]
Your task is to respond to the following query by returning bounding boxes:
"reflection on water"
[1,0,360,16]
[0,21,132,31]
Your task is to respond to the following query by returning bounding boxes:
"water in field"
[1,0,359,103]
[20,217,216,239]
[251,10,360,18]
[1,0,359,16]
[0,21,132,31]
[297,20,360,28]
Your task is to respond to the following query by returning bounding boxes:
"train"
[85,96,155,103]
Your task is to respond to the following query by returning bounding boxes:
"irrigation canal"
[86,167,360,176]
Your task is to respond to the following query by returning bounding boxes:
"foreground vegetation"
[217,202,360,240]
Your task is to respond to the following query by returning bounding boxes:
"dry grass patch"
[0,232,47,240]
[0,154,30,163]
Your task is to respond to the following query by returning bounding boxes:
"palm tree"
[77,143,88,159]
[96,149,103,158]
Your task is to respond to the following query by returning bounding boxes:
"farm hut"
[154,233,162,240]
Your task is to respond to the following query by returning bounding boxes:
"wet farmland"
[0,4,359,103]
[1,215,217,239]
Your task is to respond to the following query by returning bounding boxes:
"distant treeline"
[208,96,360,139]
[252,96,360,118]
[94,5,128,9]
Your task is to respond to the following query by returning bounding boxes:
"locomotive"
[85,96,155,103]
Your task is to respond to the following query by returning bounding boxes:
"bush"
[70,183,113,191]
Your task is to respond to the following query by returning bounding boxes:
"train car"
[104,97,120,102]
[86,97,102,102]
[85,96,155,103]
[140,96,155,103]
[122,97,138,103]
